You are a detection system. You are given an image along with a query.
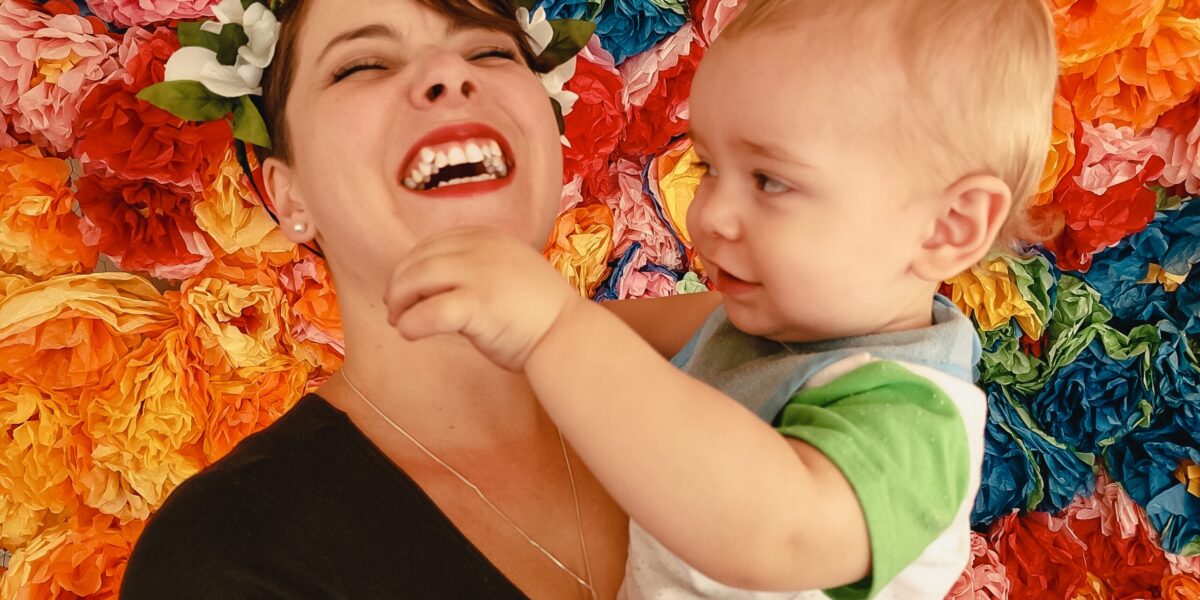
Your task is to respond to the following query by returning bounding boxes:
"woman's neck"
[319,286,547,451]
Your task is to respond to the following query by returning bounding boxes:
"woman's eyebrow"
[318,23,399,62]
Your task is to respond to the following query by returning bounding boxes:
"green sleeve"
[774,361,970,600]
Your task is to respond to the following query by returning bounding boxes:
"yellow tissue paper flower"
[545,204,615,297]
[652,140,704,247]
[178,275,284,371]
[74,329,205,521]
[944,258,1045,338]
[0,383,79,547]
[193,149,293,258]
[1139,263,1189,292]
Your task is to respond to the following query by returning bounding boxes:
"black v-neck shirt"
[120,394,528,599]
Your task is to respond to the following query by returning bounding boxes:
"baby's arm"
[601,292,723,358]
[383,228,869,590]
[527,298,871,591]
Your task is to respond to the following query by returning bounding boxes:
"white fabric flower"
[165,0,279,97]
[164,46,262,97]
[540,57,579,115]
[238,3,280,69]
[516,6,553,55]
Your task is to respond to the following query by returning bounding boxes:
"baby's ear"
[911,174,1012,282]
[263,157,317,244]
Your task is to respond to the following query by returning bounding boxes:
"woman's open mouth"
[399,123,516,196]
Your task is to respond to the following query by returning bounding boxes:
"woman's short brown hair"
[261,0,539,162]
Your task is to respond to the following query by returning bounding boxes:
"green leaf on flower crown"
[515,0,536,11]
[550,97,566,134]
[581,0,606,20]
[539,19,596,69]
[233,96,272,148]
[137,80,235,121]
[178,22,249,66]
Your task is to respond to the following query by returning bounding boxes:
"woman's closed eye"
[332,59,386,83]
[470,47,517,62]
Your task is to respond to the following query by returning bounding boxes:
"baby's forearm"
[526,300,866,590]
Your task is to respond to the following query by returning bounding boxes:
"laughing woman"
[119,1,717,598]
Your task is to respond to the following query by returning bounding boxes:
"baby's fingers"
[385,254,465,326]
[393,289,475,341]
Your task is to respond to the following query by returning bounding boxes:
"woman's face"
[271,0,563,278]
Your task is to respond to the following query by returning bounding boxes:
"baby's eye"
[333,60,386,82]
[753,172,789,194]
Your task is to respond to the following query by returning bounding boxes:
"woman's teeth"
[403,138,509,191]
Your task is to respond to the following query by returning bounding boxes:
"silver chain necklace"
[338,369,596,599]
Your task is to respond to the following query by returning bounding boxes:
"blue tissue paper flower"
[593,0,688,64]
[1029,339,1154,454]
[536,0,598,20]
[1153,321,1200,433]
[1084,201,1200,334]
[971,404,1039,529]
[1104,420,1200,555]
[985,385,1095,514]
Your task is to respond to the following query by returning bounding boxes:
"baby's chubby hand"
[383,226,583,371]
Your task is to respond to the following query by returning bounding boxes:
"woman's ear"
[263,156,316,243]
[911,174,1012,282]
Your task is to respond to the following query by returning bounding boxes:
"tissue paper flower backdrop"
[0,0,1199,596]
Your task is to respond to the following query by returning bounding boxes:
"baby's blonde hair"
[722,0,1058,250]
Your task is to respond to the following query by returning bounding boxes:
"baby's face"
[687,27,944,342]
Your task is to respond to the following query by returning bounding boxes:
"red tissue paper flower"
[562,40,626,201]
[71,27,231,192]
[74,173,214,280]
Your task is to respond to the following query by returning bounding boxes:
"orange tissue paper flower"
[0,273,174,391]
[0,146,98,277]
[1049,0,1166,69]
[278,254,344,372]
[201,355,311,463]
[0,514,143,600]
[1034,95,1079,208]
[544,203,616,298]
[1061,11,1200,131]
[1163,573,1200,598]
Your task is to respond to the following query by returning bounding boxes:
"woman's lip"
[398,122,516,190]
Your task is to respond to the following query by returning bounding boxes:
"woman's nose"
[410,52,478,109]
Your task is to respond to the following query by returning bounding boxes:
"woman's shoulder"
[121,394,356,598]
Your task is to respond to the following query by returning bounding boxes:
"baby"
[385,0,1057,597]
